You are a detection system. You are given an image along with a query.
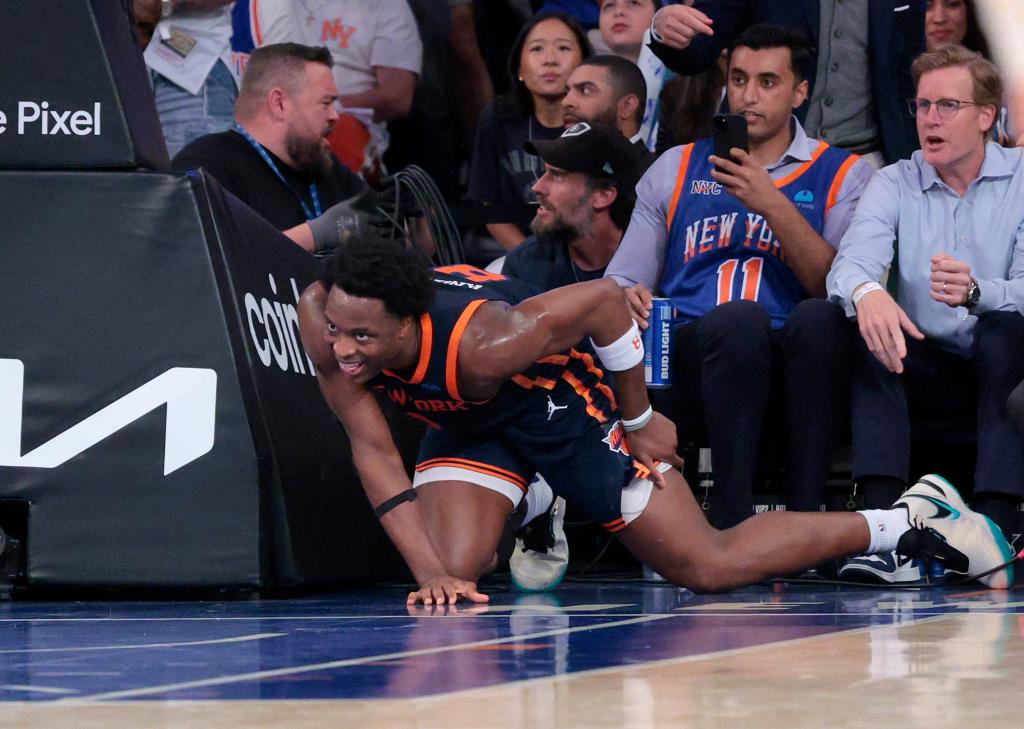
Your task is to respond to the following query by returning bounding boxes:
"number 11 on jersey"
[716,258,764,305]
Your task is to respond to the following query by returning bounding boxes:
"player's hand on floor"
[626,411,684,487]
[407,576,489,606]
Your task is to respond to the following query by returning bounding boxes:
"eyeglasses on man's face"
[907,97,981,119]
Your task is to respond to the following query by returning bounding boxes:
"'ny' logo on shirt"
[321,19,356,47]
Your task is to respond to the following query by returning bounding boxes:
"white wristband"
[591,321,644,371]
[852,281,883,307]
[622,405,654,432]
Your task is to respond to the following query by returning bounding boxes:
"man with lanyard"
[605,24,873,531]
[173,43,385,255]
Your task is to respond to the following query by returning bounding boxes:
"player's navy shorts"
[413,379,667,532]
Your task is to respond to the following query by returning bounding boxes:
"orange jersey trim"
[406,412,441,430]
[568,348,618,413]
[561,370,609,424]
[773,140,830,189]
[632,460,652,481]
[826,154,860,212]
[538,354,569,366]
[251,0,263,45]
[445,299,487,401]
[666,144,695,231]
[410,313,433,384]
[381,313,433,385]
[512,374,559,391]
[416,457,529,491]
[603,517,627,533]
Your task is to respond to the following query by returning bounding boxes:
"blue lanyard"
[233,123,322,220]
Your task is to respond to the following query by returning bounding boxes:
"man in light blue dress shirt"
[827,46,1024,580]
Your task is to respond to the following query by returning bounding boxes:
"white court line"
[676,601,825,610]
[0,604,636,623]
[461,604,636,613]
[59,614,674,703]
[0,685,79,695]
[0,607,1008,624]
[0,632,285,655]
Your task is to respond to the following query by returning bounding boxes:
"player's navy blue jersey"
[660,137,859,327]
[369,265,618,448]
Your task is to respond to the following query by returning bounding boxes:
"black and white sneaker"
[838,551,926,585]
[510,496,569,592]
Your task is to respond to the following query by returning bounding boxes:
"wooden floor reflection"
[1,607,1020,728]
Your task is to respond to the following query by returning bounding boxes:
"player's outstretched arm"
[461,279,638,384]
[298,283,488,604]
[460,279,684,480]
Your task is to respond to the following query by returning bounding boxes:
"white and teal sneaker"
[510,496,569,592]
[894,475,1015,589]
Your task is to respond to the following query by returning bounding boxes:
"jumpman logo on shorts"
[546,396,568,421]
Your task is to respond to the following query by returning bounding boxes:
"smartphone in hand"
[712,114,749,167]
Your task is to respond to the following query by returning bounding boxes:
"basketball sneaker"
[510,496,569,592]
[893,475,1015,589]
[838,551,926,585]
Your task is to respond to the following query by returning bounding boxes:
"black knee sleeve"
[496,498,528,566]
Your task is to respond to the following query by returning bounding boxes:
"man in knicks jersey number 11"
[606,23,873,529]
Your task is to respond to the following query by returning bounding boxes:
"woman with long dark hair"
[926,0,991,56]
[468,12,592,251]
[926,0,1017,144]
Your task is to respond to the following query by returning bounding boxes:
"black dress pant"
[850,311,1024,499]
[1009,378,1024,436]
[669,299,854,528]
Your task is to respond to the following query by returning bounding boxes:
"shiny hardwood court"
[0,581,1020,728]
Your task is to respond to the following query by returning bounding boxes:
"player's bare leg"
[616,469,872,592]
[416,481,515,581]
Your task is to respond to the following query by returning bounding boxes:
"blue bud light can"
[642,298,675,388]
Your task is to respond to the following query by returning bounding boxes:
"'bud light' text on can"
[642,298,675,388]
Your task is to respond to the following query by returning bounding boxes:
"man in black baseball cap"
[503,121,644,292]
[524,121,642,198]
[488,121,646,584]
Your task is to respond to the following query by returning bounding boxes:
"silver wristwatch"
[964,278,980,309]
